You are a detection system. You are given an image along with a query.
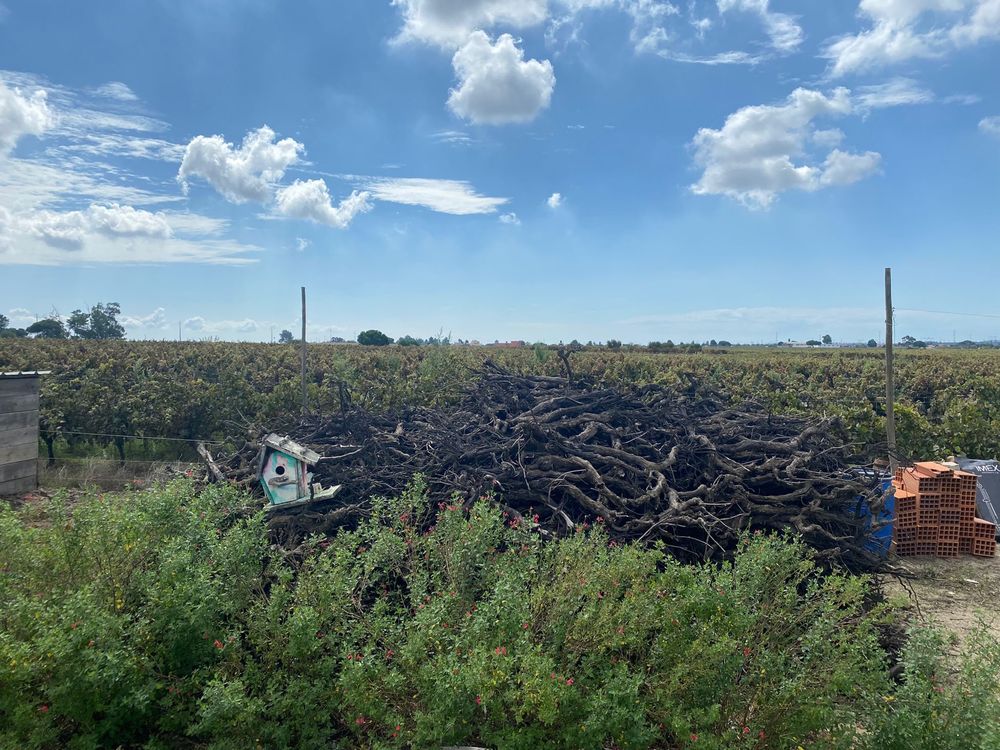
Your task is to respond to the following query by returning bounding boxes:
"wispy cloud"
[92,81,139,102]
[354,176,508,215]
[431,130,476,146]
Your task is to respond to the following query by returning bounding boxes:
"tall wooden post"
[884,268,897,471]
[301,287,308,415]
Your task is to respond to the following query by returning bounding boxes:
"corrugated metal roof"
[0,371,51,378]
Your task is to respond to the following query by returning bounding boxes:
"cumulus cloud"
[274,179,373,228]
[690,87,882,208]
[547,191,563,208]
[448,32,555,125]
[178,125,304,203]
[499,211,521,224]
[0,79,54,154]
[819,149,883,185]
[824,0,1000,77]
[358,177,508,214]
[121,307,167,329]
[392,0,548,47]
[980,115,1000,137]
[183,316,205,331]
[18,203,173,248]
[0,202,259,265]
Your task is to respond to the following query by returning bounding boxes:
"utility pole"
[301,287,308,415]
[178,321,182,342]
[885,268,897,472]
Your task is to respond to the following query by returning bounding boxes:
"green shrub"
[2,480,998,749]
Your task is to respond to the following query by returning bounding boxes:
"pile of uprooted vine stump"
[211,360,889,569]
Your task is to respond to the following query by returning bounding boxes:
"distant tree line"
[0,303,125,340]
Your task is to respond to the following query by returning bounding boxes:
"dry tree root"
[214,360,889,570]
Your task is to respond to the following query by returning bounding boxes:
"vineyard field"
[2,340,1000,462]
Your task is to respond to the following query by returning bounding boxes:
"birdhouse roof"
[261,433,321,465]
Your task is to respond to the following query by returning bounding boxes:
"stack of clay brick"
[893,461,996,558]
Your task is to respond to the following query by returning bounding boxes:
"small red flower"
[522,622,529,629]
[550,672,556,679]
[38,705,49,713]
[759,730,765,739]
[385,649,394,659]
[475,695,482,705]
[742,726,750,735]
[494,646,507,655]
[566,678,574,686]
[355,716,367,726]
[690,733,698,742]
[213,640,224,650]
[532,514,540,523]
[743,647,751,658]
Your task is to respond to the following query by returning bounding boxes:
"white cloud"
[499,211,521,224]
[819,149,882,185]
[824,0,1000,77]
[178,125,304,203]
[184,317,259,335]
[0,72,260,266]
[547,191,563,208]
[690,87,883,208]
[0,79,54,154]
[296,237,311,251]
[0,203,258,266]
[980,115,1000,137]
[855,77,935,108]
[274,179,373,228]
[392,0,548,47]
[6,307,35,324]
[716,0,803,53]
[0,232,259,266]
[432,129,476,145]
[16,203,173,248]
[358,176,508,214]
[448,32,555,125]
[122,307,167,329]
[811,128,846,148]
[57,132,186,161]
[0,206,11,251]
[549,0,799,63]
[93,82,138,102]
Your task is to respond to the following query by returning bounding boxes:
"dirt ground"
[884,552,1000,649]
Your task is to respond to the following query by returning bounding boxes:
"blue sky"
[1,0,999,344]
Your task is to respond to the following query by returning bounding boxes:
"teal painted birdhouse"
[257,433,341,511]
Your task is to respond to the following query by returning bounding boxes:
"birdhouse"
[257,433,340,510]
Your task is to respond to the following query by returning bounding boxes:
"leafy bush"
[2,481,998,749]
[357,330,392,346]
